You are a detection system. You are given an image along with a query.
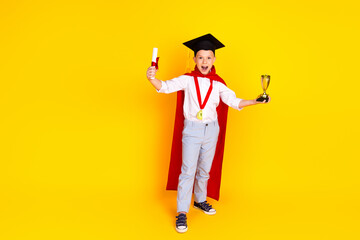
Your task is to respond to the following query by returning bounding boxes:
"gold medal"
[196,110,203,120]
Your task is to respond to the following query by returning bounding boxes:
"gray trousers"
[177,119,220,213]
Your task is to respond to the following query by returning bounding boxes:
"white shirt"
[157,75,243,123]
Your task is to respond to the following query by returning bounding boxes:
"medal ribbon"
[194,76,213,110]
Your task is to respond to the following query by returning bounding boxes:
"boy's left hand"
[258,96,271,104]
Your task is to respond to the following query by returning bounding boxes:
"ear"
[193,57,196,63]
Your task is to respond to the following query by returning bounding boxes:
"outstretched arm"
[238,97,271,108]
[219,82,271,110]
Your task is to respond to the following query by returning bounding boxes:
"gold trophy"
[256,75,270,102]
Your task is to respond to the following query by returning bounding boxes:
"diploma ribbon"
[151,57,160,70]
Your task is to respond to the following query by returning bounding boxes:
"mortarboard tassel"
[185,49,193,73]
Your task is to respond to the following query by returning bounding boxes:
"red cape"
[165,66,229,201]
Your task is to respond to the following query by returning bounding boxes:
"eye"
[208,57,211,59]
[199,57,203,59]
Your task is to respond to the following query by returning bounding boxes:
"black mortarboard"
[183,34,225,56]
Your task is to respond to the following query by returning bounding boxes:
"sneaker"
[175,213,188,233]
[194,201,216,215]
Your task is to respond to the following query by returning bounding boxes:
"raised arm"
[146,66,188,94]
[146,66,162,90]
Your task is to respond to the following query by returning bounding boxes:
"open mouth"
[201,66,209,72]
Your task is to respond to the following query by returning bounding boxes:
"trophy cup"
[256,75,270,102]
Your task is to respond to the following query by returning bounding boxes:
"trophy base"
[256,94,269,103]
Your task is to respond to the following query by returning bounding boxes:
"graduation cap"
[183,34,225,56]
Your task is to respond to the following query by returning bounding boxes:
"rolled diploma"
[151,48,158,79]
[151,48,158,64]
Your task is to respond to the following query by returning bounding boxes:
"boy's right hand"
[146,66,157,80]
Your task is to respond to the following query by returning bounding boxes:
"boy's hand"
[257,96,271,104]
[146,66,158,80]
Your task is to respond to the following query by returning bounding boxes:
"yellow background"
[1,0,359,239]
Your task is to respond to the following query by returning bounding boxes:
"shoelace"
[176,214,187,226]
[199,201,213,211]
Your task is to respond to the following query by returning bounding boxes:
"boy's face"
[193,50,216,75]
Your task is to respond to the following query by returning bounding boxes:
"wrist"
[149,78,159,83]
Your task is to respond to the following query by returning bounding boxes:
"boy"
[146,34,270,233]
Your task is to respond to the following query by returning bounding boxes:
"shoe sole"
[193,206,216,215]
[176,227,188,233]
